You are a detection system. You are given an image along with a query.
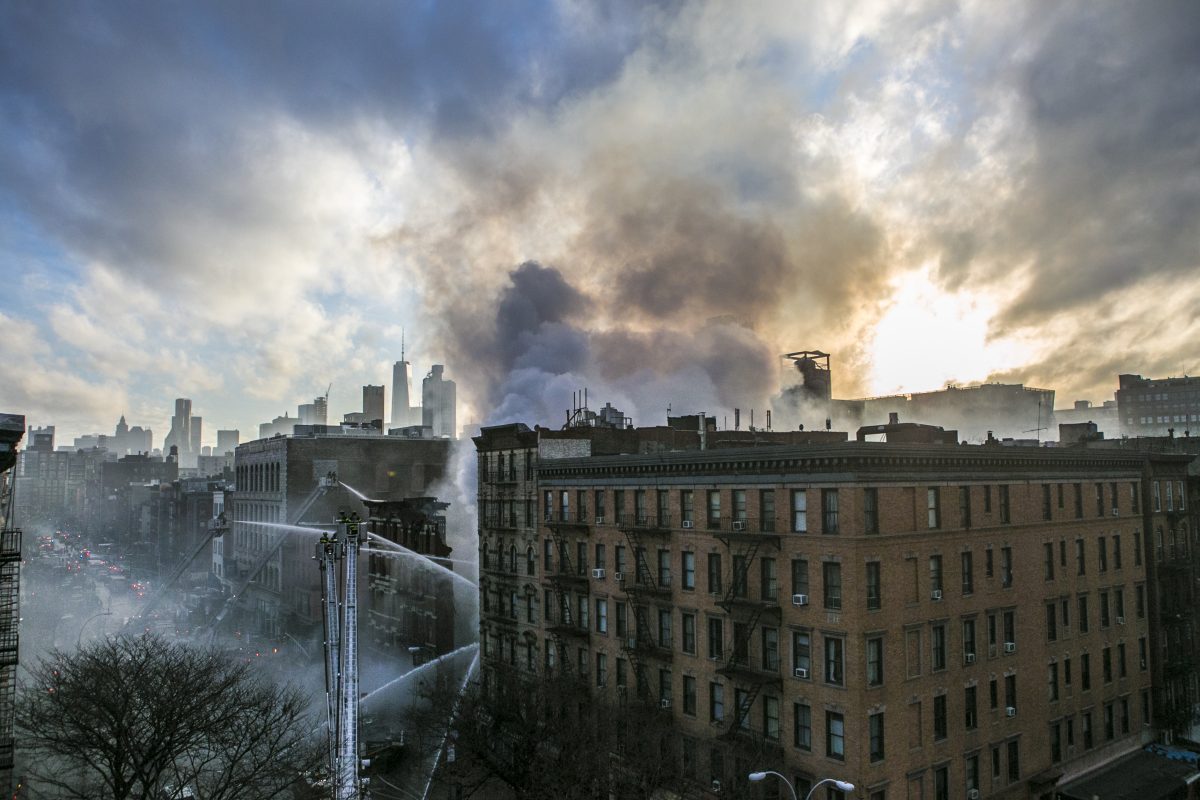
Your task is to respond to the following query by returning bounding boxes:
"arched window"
[509,545,517,573]
[526,546,536,576]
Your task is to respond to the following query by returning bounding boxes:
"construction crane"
[317,511,368,800]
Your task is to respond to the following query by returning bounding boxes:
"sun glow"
[864,265,1026,397]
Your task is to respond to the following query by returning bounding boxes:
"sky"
[1,1,1197,446]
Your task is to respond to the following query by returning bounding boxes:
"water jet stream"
[360,642,479,708]
[366,533,478,588]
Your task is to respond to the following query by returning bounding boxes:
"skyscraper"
[391,359,416,427]
[422,365,456,438]
[189,416,202,456]
[164,399,192,459]
[216,429,240,455]
[363,385,385,426]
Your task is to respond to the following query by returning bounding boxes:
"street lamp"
[748,772,855,800]
[77,611,113,648]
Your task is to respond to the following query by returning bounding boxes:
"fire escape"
[545,510,590,679]
[1155,505,1200,733]
[619,512,673,701]
[714,515,783,755]
[0,486,20,783]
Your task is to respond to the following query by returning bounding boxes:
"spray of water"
[421,650,479,800]
[366,533,478,589]
[339,481,376,502]
[237,520,334,536]
[359,642,479,708]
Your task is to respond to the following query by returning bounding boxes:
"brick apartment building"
[476,419,1196,800]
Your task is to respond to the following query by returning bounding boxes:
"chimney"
[734,408,741,431]
[699,414,707,451]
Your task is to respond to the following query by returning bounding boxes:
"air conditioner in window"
[614,571,624,582]
[711,780,722,793]
[965,653,976,664]
[931,589,943,601]
[792,593,809,606]
[794,667,809,679]
[968,790,981,799]
[592,568,605,579]
[1004,642,1016,653]
[1006,706,1017,717]
[682,520,694,529]
[1113,508,1120,517]
[732,520,747,531]
[1117,616,1126,625]
[594,516,605,525]
[660,698,672,709]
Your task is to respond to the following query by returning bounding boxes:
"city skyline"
[2,2,1197,448]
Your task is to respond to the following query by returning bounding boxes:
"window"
[826,711,845,760]
[1135,531,1142,566]
[1081,653,1091,690]
[682,551,695,590]
[822,489,839,534]
[682,612,696,654]
[792,489,807,532]
[1118,642,1127,677]
[794,702,811,750]
[1139,636,1148,670]
[990,677,998,710]
[1096,483,1105,517]
[1007,739,1019,783]
[1000,547,1013,587]
[935,766,948,800]
[707,553,722,595]
[960,486,973,528]
[999,485,1011,524]
[657,609,671,648]
[1112,482,1120,515]
[930,555,943,597]
[1115,587,1125,621]
[823,562,842,610]
[1099,536,1108,572]
[1048,662,1059,701]
[709,682,724,722]
[965,685,978,729]
[732,555,747,598]
[1076,539,1086,575]
[984,485,992,513]
[682,675,696,715]
[791,557,809,597]
[707,618,723,659]
[866,561,882,610]
[1137,584,1146,618]
[760,490,775,532]
[867,637,884,687]
[543,539,553,571]
[966,753,980,794]
[1074,483,1084,518]
[1043,484,1053,520]
[596,599,608,634]
[615,545,626,575]
[1100,591,1110,628]
[613,490,625,524]
[616,657,626,687]
[1078,594,1090,633]
[635,489,648,524]
[928,488,941,528]
[657,489,669,526]
[1083,711,1093,748]
[869,712,885,762]
[760,557,778,601]
[762,627,779,671]
[864,488,879,534]
[962,551,974,594]
[963,618,977,661]
[1046,604,1057,641]
[825,636,844,686]
[1051,721,1063,763]
[596,652,607,686]
[1114,534,1122,569]
[986,547,994,578]
[679,490,692,525]
[763,695,780,740]
[1131,482,1140,513]
[615,601,627,637]
[933,694,947,740]
[1003,610,1015,649]
[706,490,721,529]
[1044,542,1055,580]
[1005,673,1017,711]
[932,625,947,671]
[792,631,811,676]
[1103,646,1113,683]
[735,688,751,730]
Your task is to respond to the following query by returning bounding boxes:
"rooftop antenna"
[401,328,405,362]
[1023,398,1046,444]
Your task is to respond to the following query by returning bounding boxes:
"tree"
[404,664,692,800]
[16,634,322,800]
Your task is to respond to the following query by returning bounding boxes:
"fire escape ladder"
[718,538,763,611]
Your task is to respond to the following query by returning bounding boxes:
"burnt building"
[478,411,1193,800]
[364,497,456,657]
[228,430,451,644]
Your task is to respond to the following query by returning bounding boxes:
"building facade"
[478,426,1194,800]
[1117,374,1200,438]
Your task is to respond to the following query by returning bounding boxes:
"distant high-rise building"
[298,397,329,426]
[189,416,202,457]
[422,365,457,438]
[313,396,328,425]
[164,399,192,460]
[363,385,385,426]
[1117,373,1200,437]
[258,414,296,440]
[216,429,240,455]
[391,359,419,427]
